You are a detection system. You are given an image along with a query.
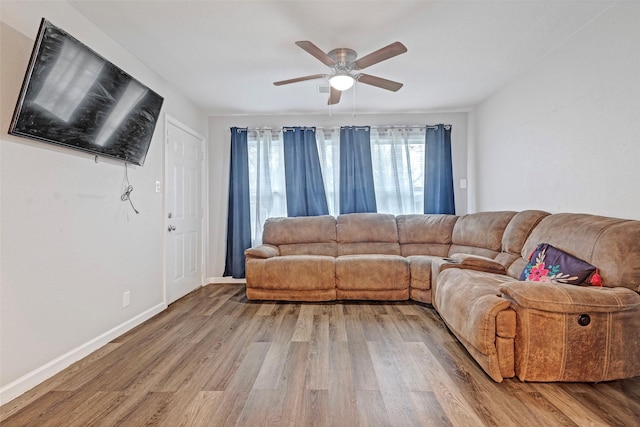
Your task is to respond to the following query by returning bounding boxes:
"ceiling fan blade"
[353,41,407,70]
[357,74,404,92]
[295,41,336,67]
[328,87,342,105]
[273,74,326,86]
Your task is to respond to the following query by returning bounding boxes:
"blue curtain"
[223,127,251,278]
[339,126,377,214]
[424,124,455,214]
[282,127,329,217]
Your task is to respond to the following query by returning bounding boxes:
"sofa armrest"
[245,244,280,260]
[448,253,506,274]
[499,281,640,314]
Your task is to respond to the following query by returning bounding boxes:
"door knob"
[168,225,176,232]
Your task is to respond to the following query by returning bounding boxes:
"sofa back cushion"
[397,214,458,257]
[496,210,550,274]
[337,213,400,256]
[449,211,517,258]
[521,213,640,292]
[262,215,338,256]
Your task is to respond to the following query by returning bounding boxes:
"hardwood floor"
[1,284,639,426]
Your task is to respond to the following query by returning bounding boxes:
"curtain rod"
[233,124,451,132]
[374,125,451,131]
[283,126,316,132]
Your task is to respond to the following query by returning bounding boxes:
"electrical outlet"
[123,291,130,308]
[155,180,161,193]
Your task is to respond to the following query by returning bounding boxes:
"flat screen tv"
[9,18,164,166]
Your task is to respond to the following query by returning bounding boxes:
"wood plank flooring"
[1,284,639,426]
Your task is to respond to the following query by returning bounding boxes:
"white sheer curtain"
[370,127,425,215]
[247,130,287,245]
[316,127,340,217]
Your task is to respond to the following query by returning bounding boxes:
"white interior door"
[165,117,204,304]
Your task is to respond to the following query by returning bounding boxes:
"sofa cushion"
[590,220,640,292]
[406,255,438,290]
[449,211,516,258]
[435,268,516,355]
[519,243,596,285]
[501,210,550,255]
[337,213,400,256]
[496,211,549,277]
[246,255,335,291]
[262,215,338,256]
[435,268,518,381]
[336,254,409,291]
[397,214,458,257]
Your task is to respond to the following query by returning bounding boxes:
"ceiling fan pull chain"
[353,81,357,117]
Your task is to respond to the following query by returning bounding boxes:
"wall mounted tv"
[9,18,164,166]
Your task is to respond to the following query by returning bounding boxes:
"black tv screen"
[9,18,164,166]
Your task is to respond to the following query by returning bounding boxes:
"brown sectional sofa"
[244,211,640,383]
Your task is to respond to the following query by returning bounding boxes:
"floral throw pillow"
[519,243,596,285]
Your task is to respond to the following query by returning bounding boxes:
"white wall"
[471,2,640,220]
[207,112,468,278]
[0,1,207,403]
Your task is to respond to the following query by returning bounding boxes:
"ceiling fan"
[273,40,407,105]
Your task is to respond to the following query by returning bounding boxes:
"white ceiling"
[68,0,615,116]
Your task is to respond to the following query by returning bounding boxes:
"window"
[245,125,444,244]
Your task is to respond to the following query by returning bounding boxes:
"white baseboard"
[0,302,167,406]
[206,276,246,285]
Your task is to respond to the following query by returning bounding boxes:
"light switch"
[155,180,161,193]
[460,179,467,189]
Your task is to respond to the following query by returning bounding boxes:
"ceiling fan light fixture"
[329,72,355,91]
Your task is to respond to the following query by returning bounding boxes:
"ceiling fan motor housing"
[328,48,357,72]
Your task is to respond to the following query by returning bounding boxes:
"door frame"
[163,114,208,304]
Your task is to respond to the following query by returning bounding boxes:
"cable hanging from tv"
[121,163,140,214]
